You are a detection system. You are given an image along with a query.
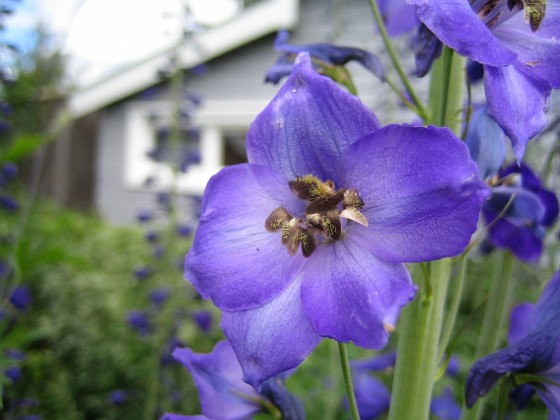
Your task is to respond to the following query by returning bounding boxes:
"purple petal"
[221,276,322,389]
[300,230,416,349]
[408,0,516,65]
[159,415,207,420]
[353,370,391,419]
[339,124,488,263]
[378,0,419,36]
[493,7,560,87]
[465,106,506,180]
[430,387,461,420]
[247,52,381,182]
[483,63,551,161]
[172,341,262,419]
[507,303,535,345]
[185,164,305,311]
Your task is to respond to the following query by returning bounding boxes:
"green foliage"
[1,199,220,419]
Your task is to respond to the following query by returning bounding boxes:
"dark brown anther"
[306,209,342,240]
[343,189,365,210]
[300,230,316,257]
[265,207,292,232]
[305,189,345,214]
[281,219,302,256]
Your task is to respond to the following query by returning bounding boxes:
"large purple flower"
[466,270,560,416]
[185,53,488,388]
[407,0,560,160]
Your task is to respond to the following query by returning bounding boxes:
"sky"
[2,0,241,86]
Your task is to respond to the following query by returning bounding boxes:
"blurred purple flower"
[185,52,488,388]
[5,366,21,383]
[162,340,304,419]
[482,163,558,263]
[133,266,152,281]
[126,310,151,336]
[145,231,159,243]
[108,390,128,406]
[149,288,170,307]
[176,224,193,237]
[265,30,384,84]
[192,310,213,334]
[137,210,152,223]
[466,270,560,415]
[408,0,560,160]
[430,388,461,420]
[377,0,419,36]
[9,285,32,312]
[1,195,19,212]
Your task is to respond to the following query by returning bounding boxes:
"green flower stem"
[463,251,515,420]
[338,341,360,420]
[388,259,452,420]
[439,254,468,360]
[388,47,464,420]
[367,0,429,122]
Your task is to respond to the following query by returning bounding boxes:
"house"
[43,0,420,224]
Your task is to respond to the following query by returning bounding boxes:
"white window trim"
[123,99,269,195]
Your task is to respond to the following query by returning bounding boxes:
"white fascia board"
[68,0,299,119]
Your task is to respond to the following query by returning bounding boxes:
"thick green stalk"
[388,259,451,420]
[462,252,515,420]
[387,48,464,420]
[339,342,360,420]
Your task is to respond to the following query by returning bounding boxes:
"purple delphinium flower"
[482,163,558,262]
[137,210,152,223]
[9,285,32,312]
[265,31,384,84]
[5,366,22,383]
[352,369,391,419]
[133,266,152,281]
[407,0,560,160]
[466,270,560,415]
[149,288,170,307]
[176,224,193,237]
[430,387,461,420]
[192,310,213,334]
[1,195,19,212]
[163,340,305,420]
[126,310,151,336]
[185,52,488,387]
[465,106,559,262]
[108,390,128,406]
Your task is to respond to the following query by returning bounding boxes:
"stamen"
[265,175,369,257]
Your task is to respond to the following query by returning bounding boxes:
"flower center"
[265,174,368,258]
[471,0,546,31]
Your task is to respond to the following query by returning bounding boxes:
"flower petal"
[483,63,551,161]
[408,0,517,65]
[493,4,560,87]
[172,341,262,419]
[185,164,305,311]
[465,106,507,180]
[508,303,535,345]
[300,230,416,349]
[339,124,488,263]
[221,275,321,389]
[247,52,381,182]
